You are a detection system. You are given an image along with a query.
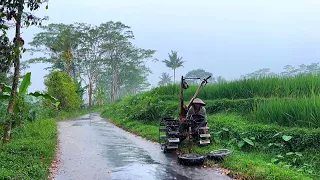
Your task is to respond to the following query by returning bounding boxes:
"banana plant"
[0,72,59,113]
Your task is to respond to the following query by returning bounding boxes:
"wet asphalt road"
[52,113,231,180]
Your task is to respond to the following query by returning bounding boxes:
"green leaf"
[306,170,313,174]
[222,127,229,131]
[243,138,254,146]
[268,143,283,147]
[271,158,278,163]
[0,83,12,92]
[238,141,245,148]
[282,135,292,141]
[293,158,297,163]
[295,152,303,157]
[0,93,10,100]
[13,103,20,114]
[55,101,60,108]
[28,91,57,102]
[272,132,282,138]
[19,72,31,95]
[286,152,294,156]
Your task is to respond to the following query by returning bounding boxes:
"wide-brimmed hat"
[192,98,205,106]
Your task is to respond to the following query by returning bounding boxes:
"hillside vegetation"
[102,73,320,179]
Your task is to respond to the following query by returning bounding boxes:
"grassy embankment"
[0,106,104,180]
[102,73,320,180]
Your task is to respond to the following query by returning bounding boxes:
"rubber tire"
[178,153,206,166]
[206,149,231,161]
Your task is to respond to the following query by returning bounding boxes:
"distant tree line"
[241,63,320,79]
[26,22,156,106]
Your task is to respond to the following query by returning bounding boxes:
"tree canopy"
[27,21,156,104]
[185,69,213,84]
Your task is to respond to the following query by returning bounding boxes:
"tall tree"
[242,68,275,79]
[98,21,155,102]
[27,23,81,78]
[305,63,320,74]
[162,50,184,83]
[74,23,103,107]
[281,65,298,77]
[119,63,151,95]
[185,69,213,84]
[158,72,172,86]
[1,0,48,143]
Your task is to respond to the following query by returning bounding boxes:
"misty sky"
[12,0,320,92]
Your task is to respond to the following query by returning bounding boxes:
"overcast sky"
[13,0,320,92]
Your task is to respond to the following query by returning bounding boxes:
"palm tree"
[162,50,184,83]
[158,72,172,86]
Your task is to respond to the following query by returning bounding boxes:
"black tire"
[178,153,206,166]
[206,149,231,161]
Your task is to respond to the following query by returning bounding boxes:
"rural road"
[51,113,231,180]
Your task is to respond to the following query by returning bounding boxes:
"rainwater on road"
[52,113,232,180]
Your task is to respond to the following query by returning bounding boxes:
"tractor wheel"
[178,153,206,166]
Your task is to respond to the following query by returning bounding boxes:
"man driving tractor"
[186,98,206,118]
[159,76,211,152]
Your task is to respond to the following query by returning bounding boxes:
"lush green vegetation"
[2,1,320,179]
[0,107,103,180]
[149,73,320,100]
[44,71,82,110]
[252,97,320,128]
[101,73,320,180]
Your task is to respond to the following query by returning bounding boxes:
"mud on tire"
[178,153,206,166]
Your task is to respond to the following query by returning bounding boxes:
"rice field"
[146,73,320,128]
[252,96,320,128]
[150,73,320,100]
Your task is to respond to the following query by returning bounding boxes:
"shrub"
[44,71,81,110]
[208,114,320,153]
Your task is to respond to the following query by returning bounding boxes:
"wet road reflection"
[53,113,231,180]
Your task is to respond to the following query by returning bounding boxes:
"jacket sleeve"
[187,106,194,117]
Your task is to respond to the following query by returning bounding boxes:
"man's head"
[192,98,205,111]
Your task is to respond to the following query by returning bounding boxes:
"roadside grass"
[0,119,56,179]
[0,106,105,180]
[101,109,316,180]
[185,145,313,180]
